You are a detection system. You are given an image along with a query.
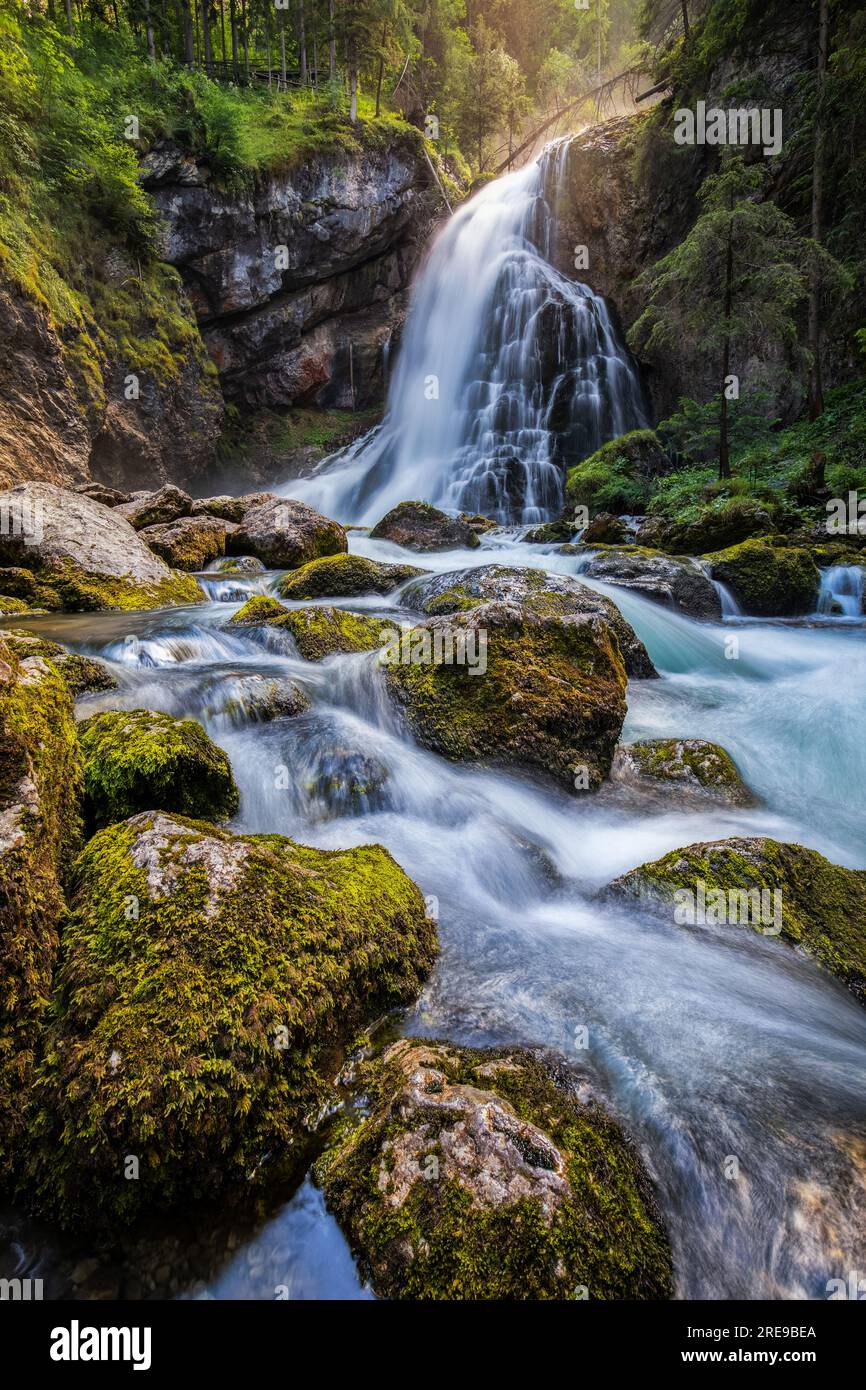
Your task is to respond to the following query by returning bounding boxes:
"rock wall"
[0,134,436,493]
[144,136,435,413]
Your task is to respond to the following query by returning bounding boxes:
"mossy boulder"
[317,1039,673,1300]
[0,631,117,697]
[276,553,422,601]
[274,606,391,661]
[192,492,277,524]
[607,837,866,1004]
[611,740,754,805]
[0,597,30,615]
[574,547,721,620]
[564,430,670,517]
[228,595,288,626]
[0,484,204,611]
[705,539,820,616]
[78,709,239,829]
[139,515,230,572]
[655,498,776,555]
[0,638,83,1177]
[384,594,629,792]
[210,675,310,726]
[582,512,631,545]
[401,565,656,680]
[370,501,481,552]
[27,812,437,1226]
[229,497,347,569]
[207,555,266,575]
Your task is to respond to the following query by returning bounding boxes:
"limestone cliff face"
[0,134,435,492]
[143,136,434,413]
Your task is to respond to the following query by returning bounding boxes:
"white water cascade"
[282,140,649,525]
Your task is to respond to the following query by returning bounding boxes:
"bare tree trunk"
[64,0,74,34]
[201,0,213,71]
[266,5,273,91]
[298,0,308,86]
[219,0,227,69]
[328,0,337,81]
[375,20,386,117]
[229,0,239,74]
[681,1,690,40]
[242,0,249,79]
[808,0,829,421]
[144,0,157,59]
[279,12,287,91]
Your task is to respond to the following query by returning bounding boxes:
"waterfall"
[817,565,865,618]
[281,139,649,526]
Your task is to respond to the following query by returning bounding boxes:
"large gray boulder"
[229,496,347,569]
[370,501,480,552]
[401,565,656,680]
[113,484,193,530]
[0,482,203,610]
[573,547,722,620]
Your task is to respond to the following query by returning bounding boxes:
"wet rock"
[206,554,266,575]
[114,485,194,530]
[606,837,866,1004]
[212,675,310,725]
[705,539,820,616]
[0,483,204,611]
[610,739,754,805]
[276,553,422,600]
[574,546,722,620]
[78,708,239,828]
[0,631,117,697]
[139,515,231,571]
[26,812,437,1226]
[582,512,631,545]
[0,638,82,1178]
[229,497,347,570]
[401,565,656,680]
[192,493,278,524]
[370,501,481,552]
[318,1039,673,1300]
[274,606,390,661]
[387,569,639,792]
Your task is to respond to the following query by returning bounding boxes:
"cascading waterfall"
[817,564,866,618]
[282,139,649,525]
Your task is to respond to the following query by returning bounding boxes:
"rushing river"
[2,531,865,1301]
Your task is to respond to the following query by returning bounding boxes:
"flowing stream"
[3,142,865,1302]
[3,537,865,1301]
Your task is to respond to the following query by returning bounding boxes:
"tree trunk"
[64,0,74,34]
[375,21,387,117]
[229,0,239,74]
[144,0,157,59]
[201,0,212,71]
[681,1,690,40]
[266,6,272,91]
[219,0,227,69]
[328,0,337,82]
[808,0,829,421]
[279,13,287,92]
[719,196,734,480]
[298,0,308,87]
[180,0,194,64]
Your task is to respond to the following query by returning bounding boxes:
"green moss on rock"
[705,540,820,616]
[26,812,437,1226]
[317,1039,673,1300]
[78,709,239,829]
[607,837,866,1004]
[1,631,117,697]
[612,739,754,805]
[228,595,289,626]
[383,603,628,791]
[564,431,669,517]
[274,606,391,661]
[0,639,83,1178]
[276,554,422,601]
